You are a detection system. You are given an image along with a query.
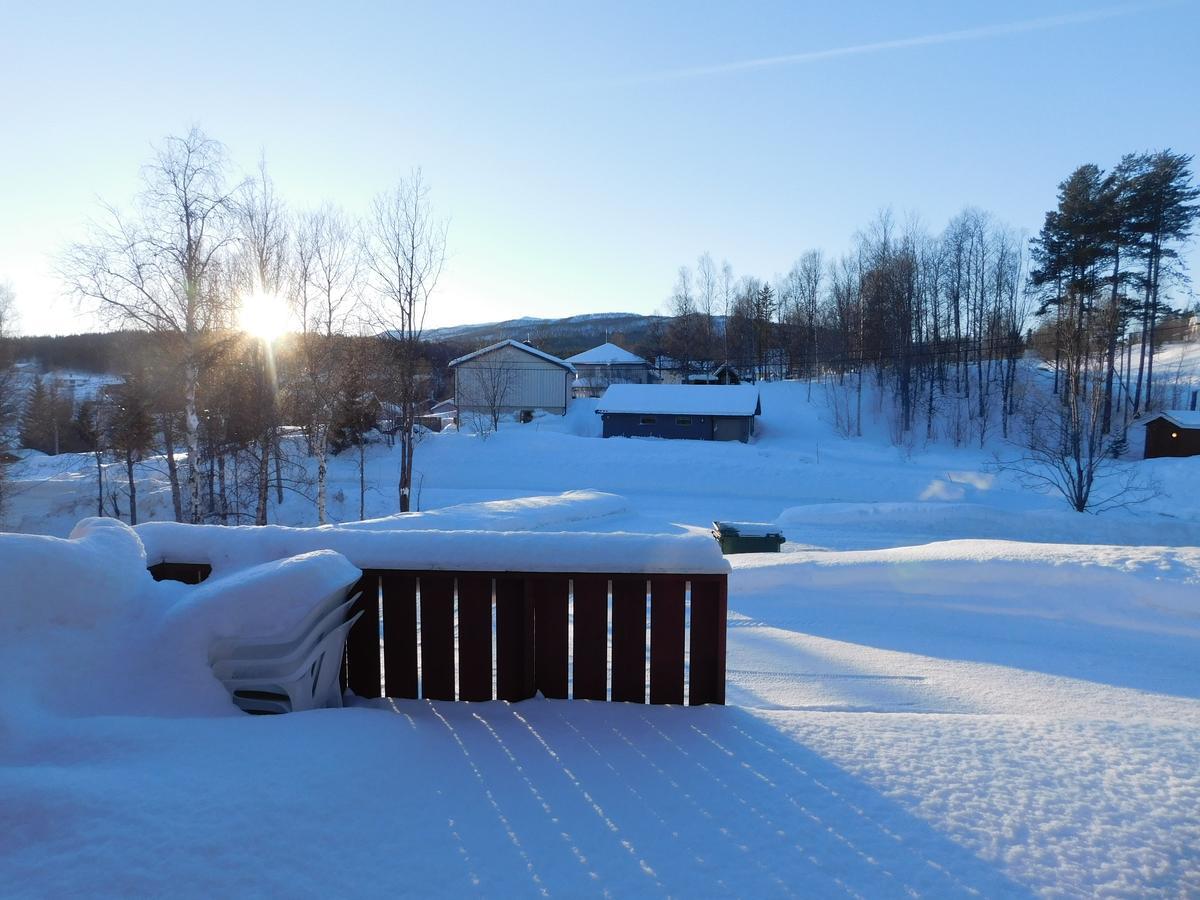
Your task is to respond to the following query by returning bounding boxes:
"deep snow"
[2,375,1199,897]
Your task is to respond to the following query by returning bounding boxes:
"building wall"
[1144,418,1200,458]
[454,344,571,415]
[600,412,752,442]
[575,363,651,386]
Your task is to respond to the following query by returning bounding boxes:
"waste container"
[712,521,785,554]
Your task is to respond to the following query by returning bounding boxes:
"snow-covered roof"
[596,384,761,417]
[448,340,575,372]
[1138,410,1200,429]
[565,342,648,366]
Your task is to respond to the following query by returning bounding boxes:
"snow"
[449,339,576,372]
[1139,409,1200,428]
[137,522,730,575]
[0,518,362,725]
[715,520,784,538]
[565,341,648,365]
[4,366,1200,896]
[596,383,761,416]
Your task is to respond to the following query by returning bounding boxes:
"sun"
[239,287,290,342]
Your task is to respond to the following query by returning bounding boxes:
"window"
[639,416,657,425]
[675,416,692,426]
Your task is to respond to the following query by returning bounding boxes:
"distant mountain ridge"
[425,311,667,357]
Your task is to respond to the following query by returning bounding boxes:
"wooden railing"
[148,563,728,705]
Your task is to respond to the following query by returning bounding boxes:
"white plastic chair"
[229,692,293,716]
[208,588,361,665]
[210,594,360,682]
[222,612,363,713]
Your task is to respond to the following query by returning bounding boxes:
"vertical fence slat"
[457,575,493,701]
[611,576,648,703]
[688,575,728,705]
[532,576,569,700]
[496,576,536,701]
[419,575,456,701]
[346,571,382,699]
[649,576,686,705]
[381,573,418,699]
[571,575,608,700]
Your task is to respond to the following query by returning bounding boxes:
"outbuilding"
[450,340,575,419]
[1140,410,1200,458]
[596,384,761,442]
[566,342,652,398]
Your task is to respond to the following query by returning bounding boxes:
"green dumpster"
[712,521,786,554]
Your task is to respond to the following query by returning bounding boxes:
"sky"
[1,0,1198,335]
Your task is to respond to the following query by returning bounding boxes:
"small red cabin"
[1141,411,1200,459]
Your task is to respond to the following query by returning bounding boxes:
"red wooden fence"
[148,563,728,705]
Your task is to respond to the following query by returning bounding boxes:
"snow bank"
[736,538,1200,632]
[136,522,730,575]
[339,490,627,533]
[0,517,151,633]
[776,500,1200,547]
[0,519,363,725]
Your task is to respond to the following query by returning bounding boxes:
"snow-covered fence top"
[135,522,731,576]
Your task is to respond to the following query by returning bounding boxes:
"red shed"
[1141,411,1200,459]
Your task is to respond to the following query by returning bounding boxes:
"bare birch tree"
[0,282,18,518]
[236,159,291,524]
[362,171,446,513]
[293,204,362,523]
[60,128,238,523]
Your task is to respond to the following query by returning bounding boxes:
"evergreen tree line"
[1013,150,1199,511]
[1028,151,1199,434]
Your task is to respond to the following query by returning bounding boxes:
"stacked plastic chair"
[209,588,364,714]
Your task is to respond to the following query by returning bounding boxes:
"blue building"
[596,384,761,442]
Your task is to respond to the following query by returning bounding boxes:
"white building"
[450,340,575,419]
[565,342,652,398]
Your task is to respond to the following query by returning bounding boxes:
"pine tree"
[20,376,54,453]
[1124,151,1200,413]
[108,373,155,525]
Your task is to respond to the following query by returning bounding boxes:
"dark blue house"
[596,385,761,442]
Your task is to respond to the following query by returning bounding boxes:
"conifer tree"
[108,373,155,525]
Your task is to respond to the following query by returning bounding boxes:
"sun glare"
[239,288,289,342]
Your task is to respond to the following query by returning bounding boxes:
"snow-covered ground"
[2,375,1199,896]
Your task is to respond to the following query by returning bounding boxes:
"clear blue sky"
[1,0,1198,334]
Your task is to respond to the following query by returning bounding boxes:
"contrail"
[616,3,1169,84]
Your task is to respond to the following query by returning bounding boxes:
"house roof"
[565,342,648,366]
[1138,410,1200,429]
[596,384,761,417]
[449,339,575,372]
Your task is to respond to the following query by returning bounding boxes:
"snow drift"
[0,518,362,728]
